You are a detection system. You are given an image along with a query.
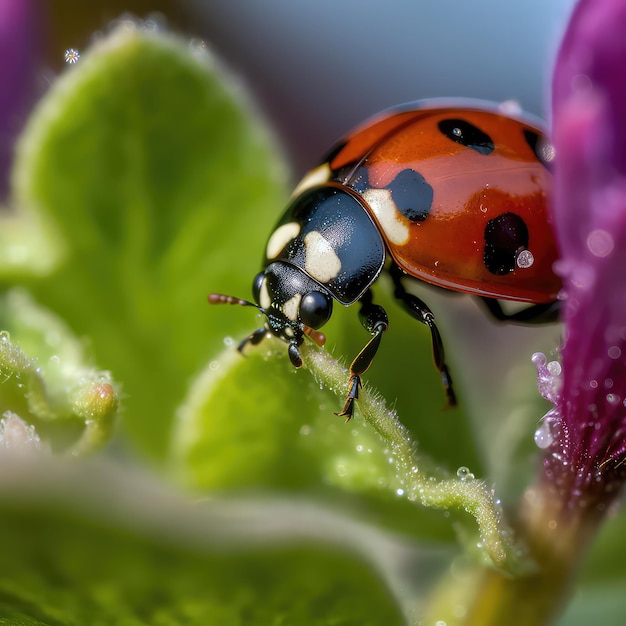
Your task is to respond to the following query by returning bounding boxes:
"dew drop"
[299,424,312,436]
[456,466,475,481]
[0,330,10,342]
[532,352,546,367]
[516,248,534,269]
[547,360,562,376]
[64,48,80,64]
[533,353,562,402]
[209,360,219,371]
[396,488,405,497]
[534,420,555,449]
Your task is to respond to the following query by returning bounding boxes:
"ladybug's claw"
[335,375,361,422]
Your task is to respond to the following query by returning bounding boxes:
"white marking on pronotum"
[362,188,410,245]
[304,231,342,283]
[266,222,301,259]
[292,163,332,196]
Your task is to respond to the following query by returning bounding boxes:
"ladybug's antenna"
[208,293,266,315]
[208,293,326,347]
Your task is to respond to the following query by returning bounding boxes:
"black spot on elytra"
[385,168,434,222]
[484,212,529,275]
[438,118,495,155]
[523,129,552,171]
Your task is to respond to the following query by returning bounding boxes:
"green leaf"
[0,459,408,625]
[9,24,288,459]
[172,340,520,569]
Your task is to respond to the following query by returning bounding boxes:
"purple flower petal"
[553,0,626,178]
[0,0,43,201]
[543,0,626,507]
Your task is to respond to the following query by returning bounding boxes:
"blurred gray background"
[188,0,577,175]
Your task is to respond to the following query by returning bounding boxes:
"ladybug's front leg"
[237,327,268,354]
[335,290,388,421]
[390,266,457,407]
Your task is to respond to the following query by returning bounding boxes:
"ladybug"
[210,99,561,420]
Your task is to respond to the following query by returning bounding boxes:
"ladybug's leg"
[239,327,304,368]
[335,290,388,421]
[237,327,268,354]
[390,266,457,407]
[480,298,561,324]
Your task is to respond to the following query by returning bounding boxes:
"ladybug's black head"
[250,262,332,366]
[208,261,332,368]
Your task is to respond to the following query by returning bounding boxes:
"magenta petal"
[547,0,626,500]
[553,0,626,176]
[0,0,44,201]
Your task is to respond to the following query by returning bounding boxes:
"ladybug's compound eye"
[299,291,333,329]
[251,272,265,306]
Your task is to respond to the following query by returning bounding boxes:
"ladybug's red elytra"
[210,99,561,420]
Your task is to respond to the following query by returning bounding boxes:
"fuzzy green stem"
[301,343,520,569]
[459,480,604,625]
[422,477,608,625]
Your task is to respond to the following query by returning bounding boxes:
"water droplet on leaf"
[456,466,475,481]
